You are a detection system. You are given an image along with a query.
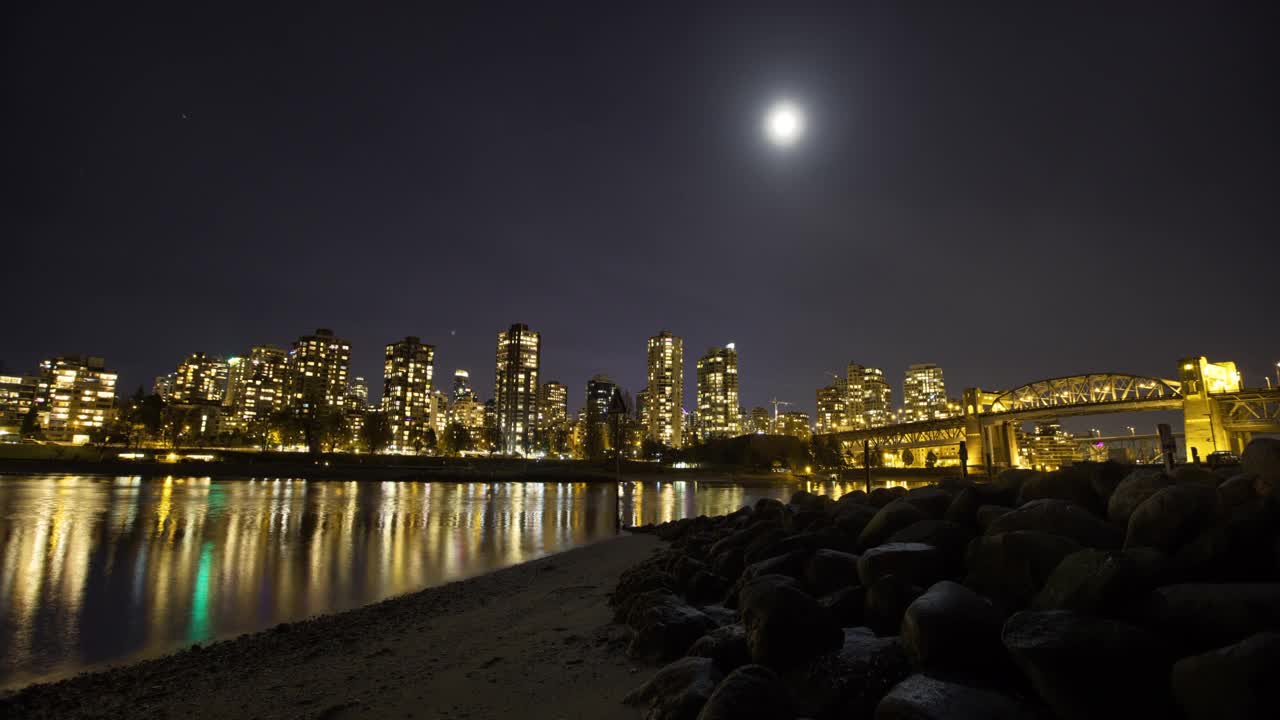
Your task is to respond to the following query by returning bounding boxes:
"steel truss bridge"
[822,362,1280,467]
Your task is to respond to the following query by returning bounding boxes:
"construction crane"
[769,398,791,433]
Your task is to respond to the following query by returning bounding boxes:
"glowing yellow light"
[764,101,805,146]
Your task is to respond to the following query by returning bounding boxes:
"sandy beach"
[1,534,660,720]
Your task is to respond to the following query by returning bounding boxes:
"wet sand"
[1,534,660,720]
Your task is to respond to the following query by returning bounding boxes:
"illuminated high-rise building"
[348,376,369,410]
[0,374,39,436]
[846,363,891,428]
[645,331,684,448]
[776,411,812,442]
[696,343,739,440]
[452,369,476,403]
[537,380,568,441]
[585,374,618,458]
[428,390,449,440]
[494,323,540,455]
[902,363,948,422]
[287,328,351,416]
[171,352,229,404]
[153,373,175,400]
[862,367,892,427]
[749,406,770,434]
[382,336,434,452]
[36,355,118,443]
[815,383,847,433]
[224,345,287,430]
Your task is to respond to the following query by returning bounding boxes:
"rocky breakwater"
[611,437,1280,720]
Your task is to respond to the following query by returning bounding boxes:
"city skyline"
[4,3,1275,427]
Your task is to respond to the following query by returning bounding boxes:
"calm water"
[0,474,913,688]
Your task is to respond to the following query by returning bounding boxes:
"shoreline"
[2,533,661,718]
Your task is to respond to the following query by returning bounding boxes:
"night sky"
[4,2,1276,424]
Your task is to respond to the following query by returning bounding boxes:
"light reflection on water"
[0,474,925,688]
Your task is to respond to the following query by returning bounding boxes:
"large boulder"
[964,531,1082,612]
[1175,503,1280,582]
[1242,437,1280,497]
[1032,548,1158,616]
[782,627,911,719]
[857,543,944,588]
[1147,583,1280,652]
[975,504,1013,532]
[874,673,1043,720]
[739,575,843,670]
[1002,610,1176,720]
[1216,474,1259,517]
[992,469,1041,496]
[904,486,955,519]
[986,499,1120,549]
[900,581,1004,672]
[790,489,830,513]
[819,585,866,628]
[1174,465,1226,488]
[628,595,721,662]
[834,504,879,540]
[613,564,679,621]
[1125,484,1217,552]
[687,570,732,605]
[687,624,751,673]
[695,665,791,720]
[805,549,862,596]
[867,486,908,508]
[624,656,725,720]
[888,520,974,577]
[742,527,793,565]
[1107,470,1172,524]
[1016,465,1116,515]
[863,574,925,636]
[1171,632,1280,720]
[859,500,929,549]
[723,552,808,608]
[945,484,1014,527]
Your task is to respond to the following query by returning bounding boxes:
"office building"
[452,369,476,403]
[494,323,540,455]
[382,336,434,452]
[537,380,568,444]
[36,355,118,443]
[287,328,352,416]
[696,343,739,440]
[153,373,175,400]
[902,363,948,422]
[749,406,770,434]
[846,363,892,429]
[348,376,369,410]
[645,331,684,448]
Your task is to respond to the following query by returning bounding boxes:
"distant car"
[1206,451,1240,468]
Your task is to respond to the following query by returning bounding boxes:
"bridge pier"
[1179,357,1243,461]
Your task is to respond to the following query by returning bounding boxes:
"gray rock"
[992,469,1041,496]
[1147,583,1280,651]
[695,664,791,720]
[739,575,843,670]
[1125,484,1216,552]
[975,504,1013,532]
[1175,503,1280,582]
[986,498,1119,549]
[818,585,865,627]
[945,485,1015,527]
[804,549,861,596]
[1031,549,1151,616]
[625,656,725,720]
[1216,474,1258,516]
[1171,632,1280,720]
[1002,610,1176,720]
[904,487,955,519]
[858,543,944,588]
[863,575,925,636]
[834,504,879,540]
[859,500,929,549]
[901,581,1004,671]
[1016,465,1114,515]
[1107,470,1172,524]
[723,552,808,608]
[868,486,908,508]
[964,531,1081,612]
[628,595,721,662]
[783,627,911,718]
[687,624,751,673]
[874,673,1043,720]
[1242,438,1280,497]
[1174,465,1226,488]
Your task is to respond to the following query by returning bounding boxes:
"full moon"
[764,100,805,147]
